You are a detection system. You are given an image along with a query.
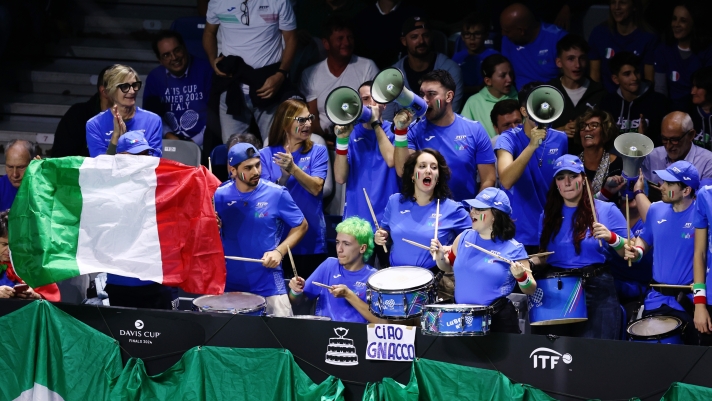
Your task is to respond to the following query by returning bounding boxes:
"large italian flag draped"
[8,155,226,294]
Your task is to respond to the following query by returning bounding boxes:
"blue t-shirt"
[452,48,499,88]
[381,194,471,268]
[407,115,496,201]
[0,270,16,287]
[453,229,528,306]
[608,218,652,284]
[654,44,711,110]
[540,199,628,269]
[588,25,658,93]
[494,126,568,246]
[693,186,712,305]
[86,107,163,157]
[501,23,567,90]
[0,175,18,211]
[215,180,305,297]
[303,257,377,323]
[343,122,400,231]
[640,201,696,311]
[260,144,329,255]
[143,58,213,146]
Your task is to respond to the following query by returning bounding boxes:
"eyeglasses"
[461,31,485,39]
[240,0,249,26]
[581,122,600,131]
[116,81,142,93]
[661,131,691,145]
[293,114,315,125]
[159,45,185,60]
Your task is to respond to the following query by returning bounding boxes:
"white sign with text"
[365,324,416,362]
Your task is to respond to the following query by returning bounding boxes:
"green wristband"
[394,140,409,148]
[336,137,349,145]
[289,289,302,297]
[693,283,707,291]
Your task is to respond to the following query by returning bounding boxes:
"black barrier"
[1,298,711,401]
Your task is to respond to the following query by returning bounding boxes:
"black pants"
[490,302,521,334]
[284,253,327,280]
[104,283,175,310]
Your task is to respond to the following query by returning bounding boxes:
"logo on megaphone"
[325,86,373,126]
[525,85,565,126]
[371,68,427,119]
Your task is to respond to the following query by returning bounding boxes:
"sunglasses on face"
[293,114,315,125]
[116,81,142,93]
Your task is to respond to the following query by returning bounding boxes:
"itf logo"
[530,347,573,369]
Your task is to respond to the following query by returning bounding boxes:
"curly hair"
[574,109,620,150]
[335,217,374,262]
[400,149,452,202]
[539,173,595,254]
[489,209,516,242]
[266,99,313,154]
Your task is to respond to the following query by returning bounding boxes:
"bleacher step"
[48,38,156,62]
[1,93,88,117]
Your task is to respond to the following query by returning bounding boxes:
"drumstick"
[312,281,333,289]
[626,194,631,267]
[363,188,388,253]
[528,251,554,258]
[649,283,693,289]
[432,199,440,261]
[584,177,603,247]
[208,156,212,174]
[225,256,264,263]
[287,245,298,278]
[402,238,430,251]
[464,241,532,273]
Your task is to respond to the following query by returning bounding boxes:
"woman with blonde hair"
[260,99,329,278]
[86,64,163,157]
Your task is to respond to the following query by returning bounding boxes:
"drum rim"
[192,292,267,313]
[420,329,489,336]
[367,267,435,292]
[284,315,332,320]
[536,271,584,279]
[423,303,490,312]
[626,315,683,339]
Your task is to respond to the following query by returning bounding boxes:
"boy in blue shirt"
[215,143,308,317]
[452,15,498,99]
[289,217,381,323]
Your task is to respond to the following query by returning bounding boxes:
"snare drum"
[420,304,491,336]
[627,316,684,344]
[528,272,587,325]
[367,267,435,319]
[192,292,266,315]
[284,315,332,321]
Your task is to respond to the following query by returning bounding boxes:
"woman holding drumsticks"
[374,149,471,271]
[535,154,628,339]
[431,187,536,333]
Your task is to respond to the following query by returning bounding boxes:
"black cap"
[401,16,427,37]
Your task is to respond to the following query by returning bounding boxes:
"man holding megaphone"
[392,70,496,202]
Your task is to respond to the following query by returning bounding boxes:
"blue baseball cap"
[553,154,584,176]
[228,143,260,167]
[463,187,512,215]
[654,161,700,191]
[117,131,153,155]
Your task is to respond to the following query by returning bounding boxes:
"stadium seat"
[210,144,228,166]
[162,139,201,167]
[430,30,449,56]
[583,5,609,41]
[170,16,208,60]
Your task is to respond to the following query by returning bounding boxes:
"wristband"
[599,186,613,201]
[518,274,533,289]
[289,288,302,297]
[447,250,456,265]
[633,246,644,263]
[394,128,408,148]
[515,271,528,283]
[607,232,625,250]
[273,248,284,259]
[371,121,382,130]
[694,283,707,305]
[276,69,289,78]
[336,137,349,155]
[633,189,645,197]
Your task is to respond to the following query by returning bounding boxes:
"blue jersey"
[303,257,376,323]
[588,25,658,93]
[640,201,696,311]
[407,115,495,201]
[540,199,628,269]
[143,58,213,146]
[501,23,567,90]
[381,194,471,268]
[452,48,499,88]
[215,180,305,297]
[654,44,711,110]
[608,218,652,284]
[0,175,17,211]
[86,107,163,157]
[494,126,568,246]
[693,186,712,305]
[260,144,329,255]
[344,122,400,231]
[453,229,528,306]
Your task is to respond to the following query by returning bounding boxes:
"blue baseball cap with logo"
[463,187,512,215]
[228,143,260,167]
[117,131,153,155]
[553,154,585,176]
[654,161,700,190]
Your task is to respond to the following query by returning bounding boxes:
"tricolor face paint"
[575,181,579,191]
[669,190,674,198]
[436,99,441,109]
[240,172,245,182]
[480,213,485,222]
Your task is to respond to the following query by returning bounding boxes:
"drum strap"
[545,263,608,279]
[489,297,509,315]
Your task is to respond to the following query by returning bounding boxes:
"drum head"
[368,267,434,291]
[284,315,332,321]
[193,292,266,313]
[628,316,682,337]
[423,303,489,312]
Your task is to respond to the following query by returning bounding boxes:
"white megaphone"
[525,85,565,129]
[325,86,372,126]
[371,68,427,118]
[614,132,654,192]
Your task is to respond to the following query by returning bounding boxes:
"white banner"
[365,324,416,362]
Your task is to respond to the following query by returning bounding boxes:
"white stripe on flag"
[76,155,163,282]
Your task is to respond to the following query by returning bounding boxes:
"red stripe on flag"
[155,159,225,294]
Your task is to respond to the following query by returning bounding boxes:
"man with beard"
[214,143,308,317]
[393,70,495,201]
[383,16,463,120]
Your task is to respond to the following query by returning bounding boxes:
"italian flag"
[9,155,226,294]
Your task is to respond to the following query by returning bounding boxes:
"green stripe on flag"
[9,157,85,287]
